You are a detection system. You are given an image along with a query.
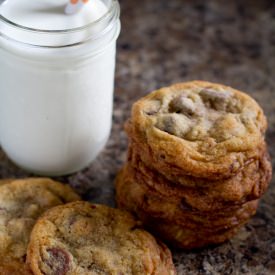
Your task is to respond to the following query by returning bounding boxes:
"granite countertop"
[1,0,275,274]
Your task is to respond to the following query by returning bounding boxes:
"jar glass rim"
[0,0,118,33]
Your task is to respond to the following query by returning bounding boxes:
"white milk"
[0,0,120,175]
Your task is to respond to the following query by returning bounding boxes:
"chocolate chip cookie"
[116,165,259,230]
[134,210,255,249]
[128,150,272,211]
[127,81,267,180]
[0,178,80,274]
[27,201,176,275]
[116,168,259,249]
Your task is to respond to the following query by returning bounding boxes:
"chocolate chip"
[159,153,166,160]
[45,248,70,275]
[156,114,191,137]
[161,116,178,134]
[145,110,158,115]
[180,198,194,211]
[144,100,161,116]
[169,95,196,115]
[68,215,77,227]
[0,207,7,213]
[130,224,142,231]
[200,88,231,111]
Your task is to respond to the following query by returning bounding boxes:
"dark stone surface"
[0,0,275,274]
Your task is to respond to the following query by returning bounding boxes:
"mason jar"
[0,0,121,175]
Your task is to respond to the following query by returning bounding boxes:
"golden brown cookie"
[116,168,258,249]
[117,183,258,249]
[134,211,250,249]
[127,81,267,180]
[0,178,80,274]
[116,166,259,231]
[0,260,33,275]
[27,201,176,275]
[0,179,14,186]
[128,150,272,211]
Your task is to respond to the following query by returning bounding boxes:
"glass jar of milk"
[0,0,120,175]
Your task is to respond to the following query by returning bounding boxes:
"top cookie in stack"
[127,81,267,181]
[116,81,272,249]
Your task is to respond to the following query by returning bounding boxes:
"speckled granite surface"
[1,0,275,274]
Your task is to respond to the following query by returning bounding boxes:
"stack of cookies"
[116,81,272,249]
